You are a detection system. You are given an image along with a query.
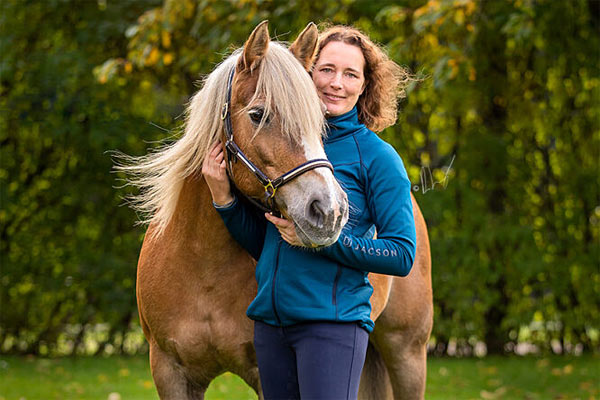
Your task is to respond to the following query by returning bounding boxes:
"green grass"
[0,354,597,399]
[426,356,598,399]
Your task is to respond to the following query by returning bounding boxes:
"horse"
[118,21,433,400]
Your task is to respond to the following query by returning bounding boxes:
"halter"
[221,66,333,214]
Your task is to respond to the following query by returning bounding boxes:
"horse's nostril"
[308,198,325,228]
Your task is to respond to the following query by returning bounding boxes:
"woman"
[202,25,416,400]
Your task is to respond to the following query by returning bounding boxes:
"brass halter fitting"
[221,102,228,120]
[264,182,277,199]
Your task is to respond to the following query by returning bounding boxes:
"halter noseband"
[221,66,333,214]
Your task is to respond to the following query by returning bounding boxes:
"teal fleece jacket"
[215,106,416,332]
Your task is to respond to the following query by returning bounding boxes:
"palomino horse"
[123,21,432,399]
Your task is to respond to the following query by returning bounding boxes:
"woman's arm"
[320,144,416,276]
[214,195,267,260]
[203,142,266,259]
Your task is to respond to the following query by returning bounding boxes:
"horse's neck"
[170,174,218,238]
[137,175,257,333]
[144,174,243,275]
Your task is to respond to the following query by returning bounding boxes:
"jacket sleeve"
[319,144,416,276]
[214,195,267,260]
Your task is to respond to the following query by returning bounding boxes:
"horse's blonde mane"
[114,42,324,237]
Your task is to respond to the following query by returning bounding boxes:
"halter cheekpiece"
[221,66,334,215]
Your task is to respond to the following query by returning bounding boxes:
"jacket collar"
[324,106,365,143]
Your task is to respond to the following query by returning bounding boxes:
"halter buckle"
[221,102,228,120]
[264,181,277,199]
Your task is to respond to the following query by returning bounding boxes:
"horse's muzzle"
[294,190,348,247]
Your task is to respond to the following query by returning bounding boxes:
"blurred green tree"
[1,0,598,355]
[0,0,164,355]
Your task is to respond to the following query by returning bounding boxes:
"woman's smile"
[323,93,346,101]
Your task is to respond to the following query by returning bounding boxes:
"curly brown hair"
[315,25,412,132]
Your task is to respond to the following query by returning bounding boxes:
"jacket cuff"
[213,195,237,210]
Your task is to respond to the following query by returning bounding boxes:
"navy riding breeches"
[253,320,369,400]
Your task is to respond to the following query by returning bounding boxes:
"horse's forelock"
[184,50,241,166]
[249,42,325,143]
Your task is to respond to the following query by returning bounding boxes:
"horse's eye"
[248,108,268,125]
[248,108,264,125]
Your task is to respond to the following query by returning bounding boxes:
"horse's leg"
[223,329,262,399]
[358,341,393,400]
[371,328,429,400]
[359,272,394,400]
[149,342,208,400]
[359,318,429,400]
[371,273,433,400]
[235,365,262,400]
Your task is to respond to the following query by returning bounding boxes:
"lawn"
[0,354,597,399]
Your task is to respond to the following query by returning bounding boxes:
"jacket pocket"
[332,265,342,305]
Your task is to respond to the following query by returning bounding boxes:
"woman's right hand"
[202,141,234,206]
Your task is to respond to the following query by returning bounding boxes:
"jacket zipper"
[271,241,282,325]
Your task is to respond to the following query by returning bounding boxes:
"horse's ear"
[289,22,318,71]
[239,20,270,73]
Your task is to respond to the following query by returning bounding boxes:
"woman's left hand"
[265,213,303,247]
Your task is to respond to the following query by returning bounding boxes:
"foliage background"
[1,0,598,357]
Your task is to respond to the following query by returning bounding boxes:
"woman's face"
[312,41,366,117]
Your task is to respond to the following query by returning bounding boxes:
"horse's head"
[225,21,348,247]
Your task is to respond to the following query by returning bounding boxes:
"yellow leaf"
[140,80,152,90]
[579,381,592,390]
[414,6,427,19]
[143,380,153,389]
[183,0,194,18]
[465,0,476,15]
[124,62,132,74]
[484,366,498,375]
[428,0,441,10]
[146,48,160,66]
[480,386,507,399]
[487,378,502,387]
[562,364,573,374]
[454,9,465,25]
[161,31,171,48]
[425,34,438,47]
[163,53,174,66]
[469,67,476,81]
[119,368,130,377]
[17,281,34,295]
[450,65,459,79]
